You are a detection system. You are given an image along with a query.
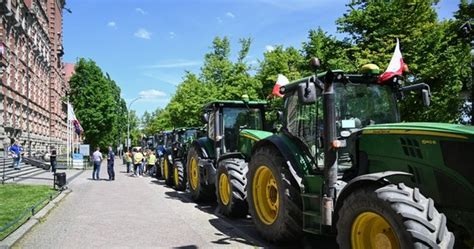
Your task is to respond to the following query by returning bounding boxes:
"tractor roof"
[281,70,383,95]
[203,100,267,110]
[173,127,203,133]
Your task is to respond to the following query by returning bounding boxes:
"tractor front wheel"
[163,156,174,186]
[337,183,455,249]
[187,147,215,202]
[173,160,187,191]
[216,158,248,218]
[247,146,302,242]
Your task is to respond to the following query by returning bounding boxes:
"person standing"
[133,149,143,177]
[146,151,157,176]
[50,146,57,173]
[92,147,102,180]
[9,141,22,170]
[124,150,132,173]
[107,146,115,181]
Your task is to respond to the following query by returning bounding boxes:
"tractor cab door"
[221,107,263,153]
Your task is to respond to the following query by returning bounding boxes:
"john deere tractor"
[186,99,267,217]
[169,127,204,191]
[245,62,472,248]
[157,130,174,184]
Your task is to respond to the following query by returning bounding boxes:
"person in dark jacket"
[107,146,115,181]
[50,146,57,173]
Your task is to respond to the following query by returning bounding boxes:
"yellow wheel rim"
[351,212,400,249]
[163,159,169,180]
[174,165,179,187]
[219,173,231,205]
[190,157,199,190]
[252,165,279,225]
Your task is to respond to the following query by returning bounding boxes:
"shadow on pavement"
[172,246,198,249]
[208,218,265,247]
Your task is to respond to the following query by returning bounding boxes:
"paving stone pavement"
[14,158,264,249]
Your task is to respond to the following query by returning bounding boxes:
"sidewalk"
[14,158,258,248]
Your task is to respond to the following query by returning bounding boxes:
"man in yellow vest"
[146,151,157,176]
[133,149,144,177]
[124,150,132,173]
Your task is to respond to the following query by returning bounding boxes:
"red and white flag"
[378,38,408,83]
[272,74,289,97]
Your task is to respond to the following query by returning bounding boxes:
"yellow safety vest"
[147,154,157,165]
[125,153,132,163]
[133,152,143,164]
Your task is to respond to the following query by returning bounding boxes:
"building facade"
[0,0,68,156]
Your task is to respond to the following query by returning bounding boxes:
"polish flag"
[272,74,289,97]
[67,103,83,135]
[378,39,409,83]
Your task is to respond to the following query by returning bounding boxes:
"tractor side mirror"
[422,89,431,107]
[298,82,317,105]
[202,113,209,123]
[277,111,284,124]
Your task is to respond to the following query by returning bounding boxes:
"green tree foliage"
[337,0,471,122]
[69,58,127,149]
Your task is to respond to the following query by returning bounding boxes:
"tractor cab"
[203,100,267,156]
[280,65,428,172]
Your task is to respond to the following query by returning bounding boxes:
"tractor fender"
[192,137,215,159]
[217,152,245,164]
[334,171,412,224]
[251,135,305,189]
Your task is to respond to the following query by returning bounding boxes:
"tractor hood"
[239,129,273,159]
[362,122,474,141]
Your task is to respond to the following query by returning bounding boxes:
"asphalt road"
[14,159,337,248]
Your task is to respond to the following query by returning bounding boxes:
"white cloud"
[139,89,167,99]
[216,17,223,24]
[169,31,175,39]
[143,72,181,86]
[107,21,116,28]
[135,7,147,15]
[226,12,235,18]
[265,45,275,52]
[144,60,201,69]
[134,28,152,40]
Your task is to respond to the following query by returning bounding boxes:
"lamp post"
[127,97,141,152]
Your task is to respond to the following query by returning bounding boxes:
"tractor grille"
[400,137,423,159]
[440,141,474,186]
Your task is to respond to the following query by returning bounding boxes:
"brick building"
[0,0,68,156]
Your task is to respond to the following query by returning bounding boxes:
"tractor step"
[302,193,322,235]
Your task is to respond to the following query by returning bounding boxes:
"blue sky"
[63,0,459,117]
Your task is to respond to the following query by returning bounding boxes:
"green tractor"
[186,100,267,217]
[169,127,204,191]
[157,130,174,184]
[244,62,471,248]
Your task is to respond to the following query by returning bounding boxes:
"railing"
[0,190,61,240]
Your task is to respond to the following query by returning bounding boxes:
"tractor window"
[335,83,399,127]
[285,91,320,160]
[222,107,263,152]
[207,111,216,141]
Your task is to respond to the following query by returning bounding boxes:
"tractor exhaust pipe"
[322,70,338,226]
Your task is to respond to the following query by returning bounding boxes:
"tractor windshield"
[335,83,399,127]
[223,107,263,152]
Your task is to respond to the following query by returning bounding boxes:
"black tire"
[173,160,187,191]
[163,155,174,186]
[155,158,162,179]
[337,183,455,249]
[216,158,248,218]
[186,146,215,202]
[247,146,303,242]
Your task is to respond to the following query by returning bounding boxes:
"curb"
[0,189,72,248]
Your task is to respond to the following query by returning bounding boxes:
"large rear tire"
[337,183,455,249]
[173,160,187,191]
[187,147,215,202]
[163,155,174,186]
[216,158,248,218]
[247,146,302,242]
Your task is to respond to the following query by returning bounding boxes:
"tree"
[336,0,468,122]
[69,58,127,149]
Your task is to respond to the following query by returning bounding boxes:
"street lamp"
[127,97,141,152]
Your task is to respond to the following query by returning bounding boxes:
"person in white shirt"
[92,147,103,180]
